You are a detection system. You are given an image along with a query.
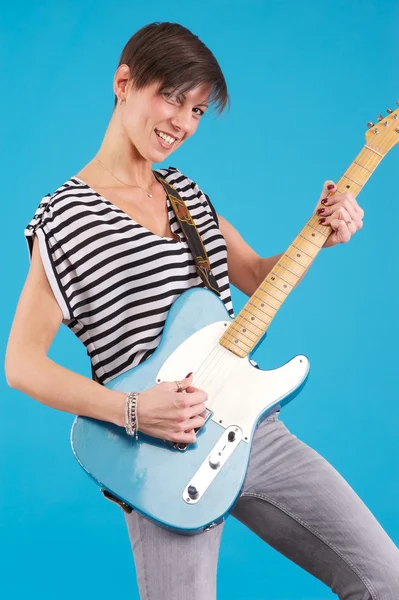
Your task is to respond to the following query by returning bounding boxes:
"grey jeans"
[124,414,399,599]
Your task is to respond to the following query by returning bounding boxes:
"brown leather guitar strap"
[153,171,221,297]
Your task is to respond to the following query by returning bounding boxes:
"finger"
[183,388,208,405]
[319,191,355,212]
[319,194,364,224]
[164,372,193,393]
[340,195,364,217]
[314,180,336,211]
[319,205,351,226]
[187,401,207,419]
[318,200,354,227]
[328,217,353,242]
[336,206,363,232]
[176,430,197,443]
[320,180,336,201]
[183,415,205,430]
[184,428,195,436]
[328,202,360,223]
[319,206,357,237]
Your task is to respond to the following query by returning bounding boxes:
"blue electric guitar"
[71,104,399,535]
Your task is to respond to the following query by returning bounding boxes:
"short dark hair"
[113,22,230,116]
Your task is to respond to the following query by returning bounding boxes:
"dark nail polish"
[317,208,325,214]
[321,198,328,205]
[319,217,326,224]
[186,372,193,378]
[327,184,335,190]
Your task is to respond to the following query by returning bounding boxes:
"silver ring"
[175,380,183,392]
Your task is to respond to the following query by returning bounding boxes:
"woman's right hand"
[136,373,208,443]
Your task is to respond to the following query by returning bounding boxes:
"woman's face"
[120,78,212,162]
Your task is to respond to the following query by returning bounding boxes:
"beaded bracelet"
[124,391,139,439]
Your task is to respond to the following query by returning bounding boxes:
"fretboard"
[219,146,384,357]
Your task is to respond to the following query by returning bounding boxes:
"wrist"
[111,390,126,428]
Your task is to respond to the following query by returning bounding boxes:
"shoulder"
[24,177,98,238]
[154,166,219,226]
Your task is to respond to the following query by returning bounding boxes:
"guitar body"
[71,287,310,534]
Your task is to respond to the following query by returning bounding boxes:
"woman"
[5,21,399,600]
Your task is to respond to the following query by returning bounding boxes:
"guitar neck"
[219,145,384,358]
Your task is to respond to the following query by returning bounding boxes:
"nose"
[170,106,192,135]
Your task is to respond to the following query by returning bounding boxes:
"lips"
[155,128,179,142]
[154,129,177,150]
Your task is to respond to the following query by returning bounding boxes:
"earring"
[119,96,125,105]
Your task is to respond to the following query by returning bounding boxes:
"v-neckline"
[72,175,183,244]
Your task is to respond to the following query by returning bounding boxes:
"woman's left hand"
[314,180,364,248]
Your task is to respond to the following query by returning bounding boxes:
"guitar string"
[189,145,381,403]
[182,142,386,429]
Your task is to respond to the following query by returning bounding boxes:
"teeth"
[156,129,176,145]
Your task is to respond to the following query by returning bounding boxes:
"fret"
[223,329,251,351]
[256,289,281,310]
[300,227,326,247]
[241,306,271,327]
[346,164,371,181]
[227,321,258,344]
[292,240,314,259]
[307,220,330,237]
[258,283,286,303]
[252,295,275,317]
[354,160,372,173]
[279,255,307,278]
[238,312,266,332]
[272,264,299,286]
[342,175,363,189]
[294,235,320,256]
[269,272,293,291]
[266,277,289,295]
[285,246,313,269]
[251,290,279,311]
[248,300,276,320]
[358,147,383,169]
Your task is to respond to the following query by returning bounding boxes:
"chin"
[150,149,175,163]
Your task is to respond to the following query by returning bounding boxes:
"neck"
[94,112,154,188]
[218,144,384,358]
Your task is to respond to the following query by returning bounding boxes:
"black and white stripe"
[24,166,234,385]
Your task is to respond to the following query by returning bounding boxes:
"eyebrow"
[180,92,209,108]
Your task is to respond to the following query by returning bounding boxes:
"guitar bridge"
[172,408,213,451]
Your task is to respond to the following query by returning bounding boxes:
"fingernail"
[317,208,325,214]
[319,217,326,224]
[327,184,335,190]
[186,372,193,378]
[321,198,328,205]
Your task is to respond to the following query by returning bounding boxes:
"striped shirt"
[24,166,235,385]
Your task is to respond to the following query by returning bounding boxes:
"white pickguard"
[156,321,310,441]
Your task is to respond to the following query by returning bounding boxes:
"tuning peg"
[387,108,393,113]
[377,115,384,121]
[367,121,375,128]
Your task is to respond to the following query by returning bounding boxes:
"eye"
[193,107,205,117]
[162,91,179,103]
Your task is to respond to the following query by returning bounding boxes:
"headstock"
[365,102,399,155]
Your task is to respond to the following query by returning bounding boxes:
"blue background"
[1,1,398,598]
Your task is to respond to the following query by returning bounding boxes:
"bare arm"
[5,235,126,427]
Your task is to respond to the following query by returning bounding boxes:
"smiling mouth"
[154,128,178,146]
